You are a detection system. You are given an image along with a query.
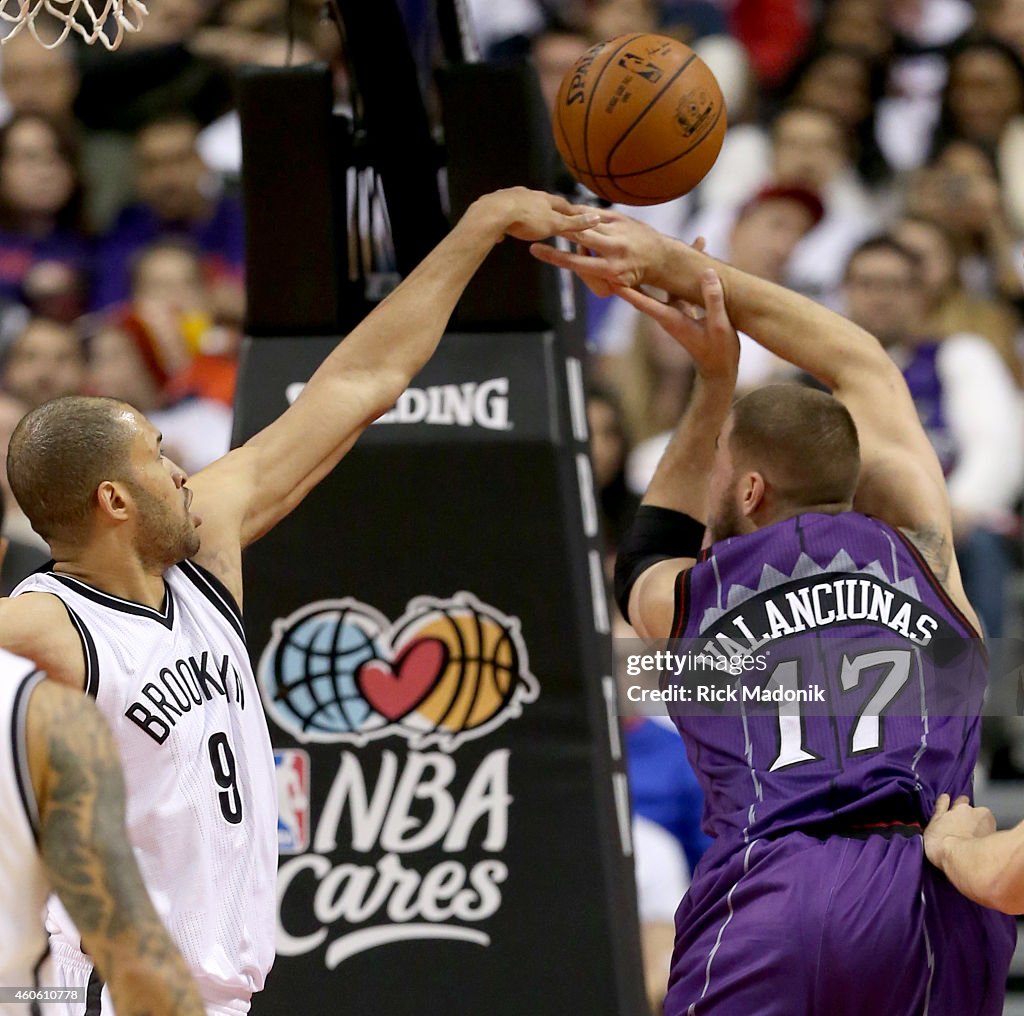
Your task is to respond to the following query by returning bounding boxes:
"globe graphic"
[265,605,383,735]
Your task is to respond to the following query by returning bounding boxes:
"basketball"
[553,33,727,205]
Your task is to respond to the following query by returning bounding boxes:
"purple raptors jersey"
[668,511,984,864]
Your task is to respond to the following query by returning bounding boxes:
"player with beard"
[531,214,1015,1014]
[0,187,599,1016]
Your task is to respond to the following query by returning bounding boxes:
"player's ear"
[740,472,766,517]
[96,480,130,522]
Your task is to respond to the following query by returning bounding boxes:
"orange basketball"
[553,33,727,205]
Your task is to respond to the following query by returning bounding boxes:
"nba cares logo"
[258,592,539,750]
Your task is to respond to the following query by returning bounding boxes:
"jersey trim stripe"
[177,559,246,643]
[670,567,693,639]
[51,573,176,630]
[11,668,44,842]
[891,528,982,639]
[84,965,103,1016]
[59,603,101,699]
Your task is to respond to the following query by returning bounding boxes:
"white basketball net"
[0,0,147,49]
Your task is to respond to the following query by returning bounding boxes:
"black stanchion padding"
[332,0,448,274]
[438,62,565,331]
[237,65,355,336]
[236,331,647,1016]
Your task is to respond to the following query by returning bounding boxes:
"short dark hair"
[730,385,860,509]
[7,396,136,544]
[843,235,921,282]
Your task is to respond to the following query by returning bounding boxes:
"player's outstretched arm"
[924,794,1024,914]
[187,188,599,604]
[532,213,973,628]
[27,681,205,1016]
[613,271,738,639]
[0,593,88,688]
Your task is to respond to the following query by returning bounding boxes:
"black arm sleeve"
[613,505,705,623]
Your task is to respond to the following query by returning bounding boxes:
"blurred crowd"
[0,0,344,586]
[1,0,1024,1008]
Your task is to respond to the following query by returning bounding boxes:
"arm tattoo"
[901,525,953,586]
[31,684,205,1016]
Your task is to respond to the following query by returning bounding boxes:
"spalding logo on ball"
[554,33,727,205]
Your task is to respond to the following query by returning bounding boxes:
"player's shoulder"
[0,593,86,689]
[0,590,75,636]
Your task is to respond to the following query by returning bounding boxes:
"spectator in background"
[980,0,1024,61]
[613,604,711,1012]
[771,106,878,223]
[586,386,640,558]
[929,37,1024,239]
[817,0,894,59]
[631,814,690,1016]
[681,186,824,296]
[728,0,810,88]
[188,31,319,181]
[700,104,880,303]
[772,106,882,301]
[891,214,1024,386]
[0,113,89,311]
[87,321,232,474]
[596,312,695,494]
[626,715,711,880]
[0,316,83,584]
[94,115,245,317]
[588,0,657,43]
[932,36,1024,152]
[907,139,1024,302]
[530,20,589,115]
[841,236,1024,639]
[677,185,823,407]
[70,0,234,228]
[1,315,85,409]
[20,258,87,324]
[0,32,79,123]
[117,239,239,407]
[780,44,893,192]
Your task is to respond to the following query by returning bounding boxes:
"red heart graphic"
[356,637,447,721]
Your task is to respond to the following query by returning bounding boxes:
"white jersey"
[13,562,278,1014]
[0,649,49,1015]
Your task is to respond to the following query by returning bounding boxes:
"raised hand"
[474,187,602,243]
[617,268,739,382]
[528,210,666,291]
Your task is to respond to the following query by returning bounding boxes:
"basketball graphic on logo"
[394,603,523,737]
